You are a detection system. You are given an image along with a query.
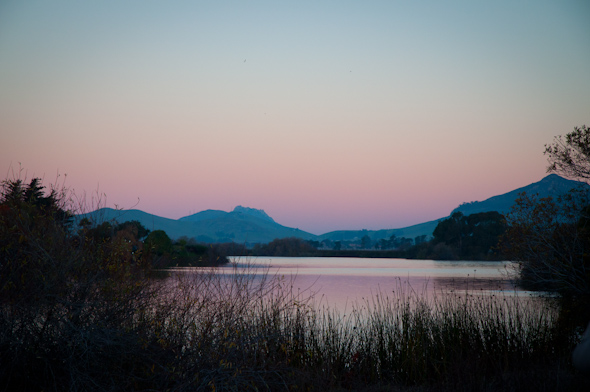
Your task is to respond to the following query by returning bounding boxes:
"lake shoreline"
[242,248,508,261]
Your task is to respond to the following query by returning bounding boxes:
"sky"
[1,0,589,235]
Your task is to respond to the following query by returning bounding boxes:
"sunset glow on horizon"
[1,0,589,234]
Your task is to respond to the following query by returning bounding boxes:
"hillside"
[452,174,588,216]
[77,208,202,239]
[79,206,314,244]
[320,174,588,243]
[318,219,441,242]
[77,174,588,245]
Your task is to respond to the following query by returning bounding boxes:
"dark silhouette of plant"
[501,125,590,298]
[251,237,317,256]
[0,176,161,391]
[545,124,590,182]
[500,190,590,296]
[503,125,590,345]
[431,211,507,260]
[144,229,173,256]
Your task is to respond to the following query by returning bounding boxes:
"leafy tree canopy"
[432,211,507,260]
[145,229,173,256]
[1,177,72,228]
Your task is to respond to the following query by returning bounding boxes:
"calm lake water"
[224,257,530,311]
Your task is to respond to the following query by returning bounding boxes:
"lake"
[222,257,532,312]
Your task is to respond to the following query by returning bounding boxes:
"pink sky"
[1,1,589,234]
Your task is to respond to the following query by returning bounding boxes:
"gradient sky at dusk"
[1,0,589,234]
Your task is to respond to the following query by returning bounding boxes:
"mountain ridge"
[451,173,588,216]
[79,206,313,244]
[179,205,276,224]
[77,174,589,244]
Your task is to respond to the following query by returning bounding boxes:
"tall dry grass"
[3,258,589,391]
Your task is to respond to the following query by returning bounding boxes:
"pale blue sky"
[1,0,589,234]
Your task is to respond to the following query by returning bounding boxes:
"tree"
[414,235,427,245]
[375,235,397,250]
[432,211,506,260]
[252,237,316,257]
[520,125,590,297]
[498,126,590,337]
[1,178,73,304]
[545,125,590,182]
[0,175,168,390]
[360,235,372,249]
[145,229,173,256]
[169,237,230,267]
[500,190,590,296]
[115,220,150,240]
[1,177,72,228]
[503,124,590,295]
[433,212,466,249]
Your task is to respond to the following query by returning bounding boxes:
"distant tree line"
[251,237,318,257]
[242,211,508,261]
[78,217,231,268]
[416,211,507,260]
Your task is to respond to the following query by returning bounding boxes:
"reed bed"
[2,262,589,391]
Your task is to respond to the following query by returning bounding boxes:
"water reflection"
[217,257,532,311]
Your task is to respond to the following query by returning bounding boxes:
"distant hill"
[77,174,589,245]
[79,206,314,244]
[318,220,441,243]
[77,208,203,240]
[179,205,275,224]
[320,174,589,242]
[452,174,589,216]
[177,209,227,222]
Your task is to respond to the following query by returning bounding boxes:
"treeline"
[78,217,230,267]
[245,211,507,260]
[407,211,507,260]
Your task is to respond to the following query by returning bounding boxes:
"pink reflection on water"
[224,257,531,312]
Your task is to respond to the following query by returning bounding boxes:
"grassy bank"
[2,261,589,392]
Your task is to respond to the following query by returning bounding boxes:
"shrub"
[0,177,160,391]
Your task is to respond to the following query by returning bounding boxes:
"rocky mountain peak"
[232,205,275,223]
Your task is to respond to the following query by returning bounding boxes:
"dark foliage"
[500,190,590,297]
[251,237,318,256]
[545,124,590,181]
[144,233,231,267]
[430,211,507,260]
[0,178,159,391]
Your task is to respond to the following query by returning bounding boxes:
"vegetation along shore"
[2,126,590,391]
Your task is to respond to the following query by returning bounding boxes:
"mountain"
[177,209,227,222]
[77,174,589,245]
[179,205,275,224]
[79,206,314,244]
[451,174,589,216]
[319,174,589,242]
[318,220,441,242]
[78,208,204,240]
